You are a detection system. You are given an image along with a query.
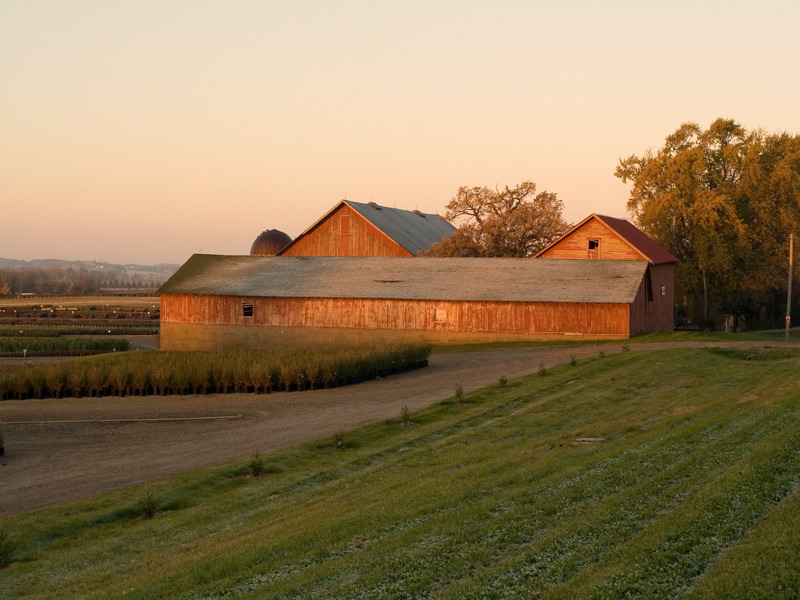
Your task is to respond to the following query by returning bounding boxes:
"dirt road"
[1,341,796,518]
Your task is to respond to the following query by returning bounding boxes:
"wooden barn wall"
[161,294,631,349]
[539,220,642,260]
[628,264,675,335]
[280,204,411,257]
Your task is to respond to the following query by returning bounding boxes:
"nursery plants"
[0,344,431,400]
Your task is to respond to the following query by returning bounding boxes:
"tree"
[616,118,800,329]
[422,181,570,257]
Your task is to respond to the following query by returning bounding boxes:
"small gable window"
[242,304,253,317]
[588,240,600,250]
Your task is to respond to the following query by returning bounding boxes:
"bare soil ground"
[1,341,797,518]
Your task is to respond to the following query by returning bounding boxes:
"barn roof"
[159,255,648,304]
[278,200,456,256]
[535,214,679,264]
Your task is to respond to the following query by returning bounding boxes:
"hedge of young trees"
[0,344,431,400]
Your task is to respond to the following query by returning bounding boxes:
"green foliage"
[137,488,157,519]
[4,349,800,598]
[0,525,13,568]
[421,181,570,257]
[332,430,347,450]
[569,353,577,366]
[498,375,508,388]
[248,451,265,477]
[0,337,130,353]
[538,360,547,376]
[0,327,158,337]
[400,404,412,426]
[0,344,431,399]
[616,118,800,329]
[454,383,465,405]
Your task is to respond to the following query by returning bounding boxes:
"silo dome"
[250,229,292,256]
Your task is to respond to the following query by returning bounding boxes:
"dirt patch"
[0,341,796,517]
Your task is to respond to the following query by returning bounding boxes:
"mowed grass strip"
[1,347,800,599]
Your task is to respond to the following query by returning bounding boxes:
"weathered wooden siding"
[161,293,631,341]
[628,264,675,334]
[280,204,411,257]
[539,220,642,260]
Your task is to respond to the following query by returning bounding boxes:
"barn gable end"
[536,214,677,334]
[279,200,455,257]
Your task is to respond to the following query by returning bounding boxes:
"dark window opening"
[645,269,654,302]
[588,240,600,250]
[243,304,253,317]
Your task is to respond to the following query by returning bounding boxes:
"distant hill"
[0,258,179,277]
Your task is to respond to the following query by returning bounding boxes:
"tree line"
[0,266,162,296]
[616,118,799,330]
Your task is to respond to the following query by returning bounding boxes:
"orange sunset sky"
[2,0,799,264]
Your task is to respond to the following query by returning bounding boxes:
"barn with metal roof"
[536,213,678,332]
[278,200,456,257]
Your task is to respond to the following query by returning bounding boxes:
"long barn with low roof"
[159,255,659,349]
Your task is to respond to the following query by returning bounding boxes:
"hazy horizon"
[3,1,799,265]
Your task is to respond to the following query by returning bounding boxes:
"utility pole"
[787,233,794,339]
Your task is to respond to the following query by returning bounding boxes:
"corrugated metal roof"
[159,255,648,304]
[344,201,456,255]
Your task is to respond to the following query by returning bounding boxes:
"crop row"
[0,337,130,354]
[0,344,431,400]
[0,327,159,337]
[0,318,157,328]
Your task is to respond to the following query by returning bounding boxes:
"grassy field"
[431,328,797,353]
[2,347,800,598]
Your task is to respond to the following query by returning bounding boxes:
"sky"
[2,0,800,265]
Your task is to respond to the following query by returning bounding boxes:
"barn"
[536,214,678,332]
[278,200,456,257]
[159,255,659,350]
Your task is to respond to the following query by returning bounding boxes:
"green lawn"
[2,347,800,599]
[431,328,796,353]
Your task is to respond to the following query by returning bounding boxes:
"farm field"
[2,346,800,598]
[0,296,160,308]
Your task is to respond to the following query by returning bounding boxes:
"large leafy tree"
[422,181,570,257]
[616,119,800,328]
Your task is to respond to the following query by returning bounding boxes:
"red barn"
[159,255,657,350]
[279,200,456,257]
[536,214,678,332]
